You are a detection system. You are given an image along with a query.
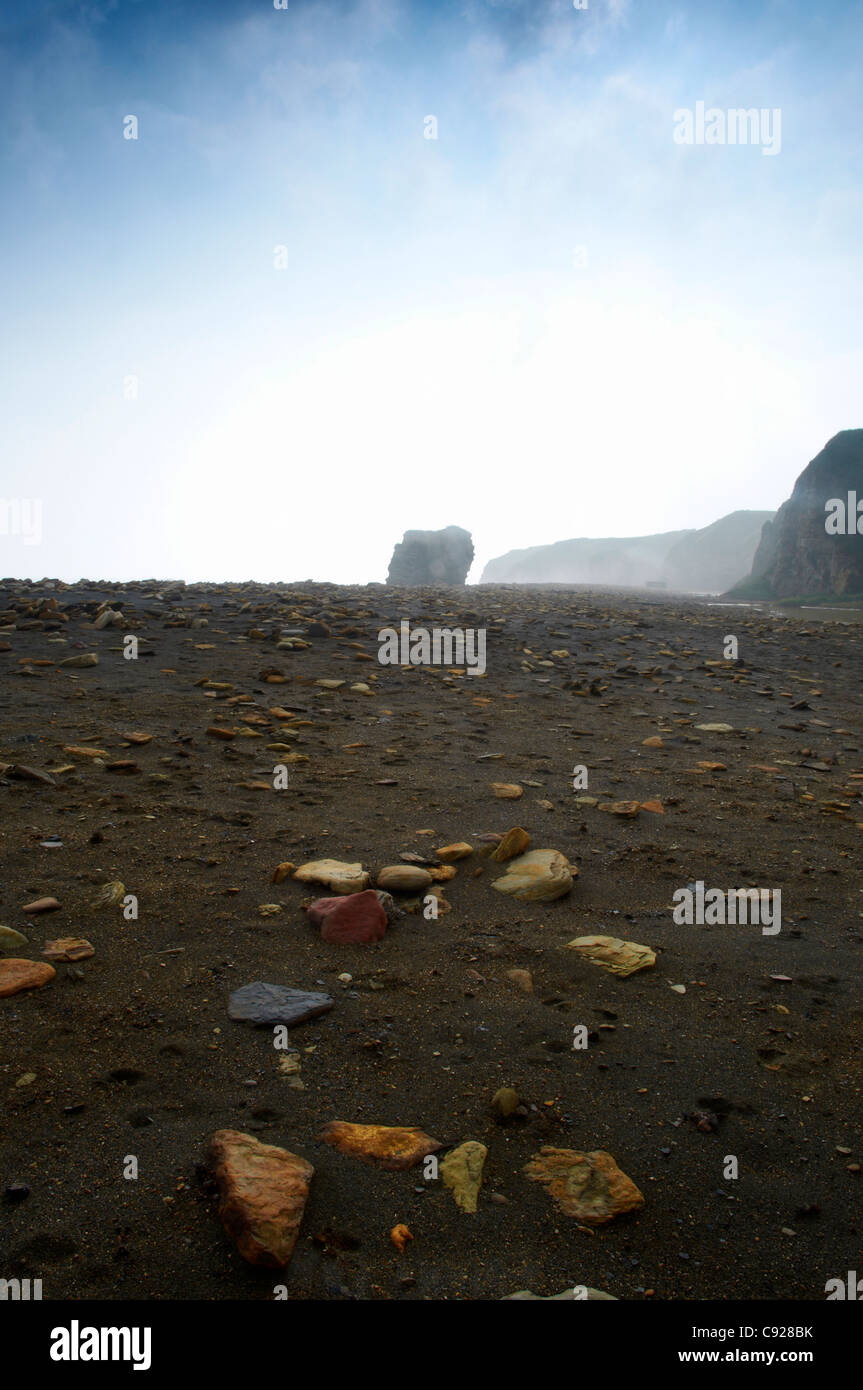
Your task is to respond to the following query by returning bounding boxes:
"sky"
[1,0,861,583]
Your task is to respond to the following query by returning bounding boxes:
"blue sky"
[1,0,861,581]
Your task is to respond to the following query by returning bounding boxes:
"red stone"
[307,889,387,945]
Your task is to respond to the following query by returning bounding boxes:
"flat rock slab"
[318,1121,441,1170]
[440,1141,487,1213]
[292,859,370,894]
[41,938,94,962]
[0,959,56,997]
[567,934,656,977]
[524,1147,645,1224]
[228,983,334,1027]
[206,1129,313,1268]
[306,890,387,945]
[492,848,574,902]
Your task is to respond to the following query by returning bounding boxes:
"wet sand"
[1,579,861,1301]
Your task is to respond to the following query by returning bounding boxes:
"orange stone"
[491,783,523,799]
[524,1147,644,1224]
[41,939,94,962]
[490,827,531,862]
[206,1129,313,1268]
[0,959,56,997]
[390,1224,413,1252]
[318,1121,441,1170]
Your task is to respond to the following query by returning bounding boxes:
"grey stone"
[228,983,333,1028]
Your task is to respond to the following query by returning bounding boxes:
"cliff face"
[663,511,775,593]
[732,430,863,598]
[481,512,772,592]
[386,526,474,585]
[481,531,692,587]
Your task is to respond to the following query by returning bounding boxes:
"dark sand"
[1,580,861,1300]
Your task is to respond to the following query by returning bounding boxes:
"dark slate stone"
[228,983,334,1027]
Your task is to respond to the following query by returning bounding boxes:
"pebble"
[228,983,334,1027]
[491,782,523,799]
[293,860,370,894]
[567,935,656,977]
[0,926,29,951]
[524,1147,645,1224]
[318,1121,441,1170]
[307,890,387,945]
[0,959,56,997]
[41,938,94,962]
[440,1141,487,1213]
[490,827,531,862]
[492,849,574,901]
[21,897,61,914]
[205,1129,313,1268]
[376,865,433,892]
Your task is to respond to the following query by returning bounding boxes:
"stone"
[376,865,433,892]
[93,608,122,629]
[440,1141,487,1213]
[306,890,387,945]
[386,525,474,586]
[292,859,370,894]
[93,881,125,907]
[506,968,533,993]
[58,652,98,667]
[390,1224,413,1252]
[206,1129,313,1268]
[228,983,334,1027]
[598,800,640,817]
[9,764,56,786]
[503,1287,618,1301]
[567,934,656,977]
[491,782,523,799]
[375,890,402,923]
[0,926,29,952]
[490,827,531,862]
[492,849,574,902]
[695,723,735,733]
[21,897,61,914]
[492,1087,521,1119]
[41,938,94,962]
[318,1121,441,1170]
[523,1148,644,1224]
[642,736,664,748]
[0,959,56,997]
[436,843,473,862]
[270,862,295,884]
